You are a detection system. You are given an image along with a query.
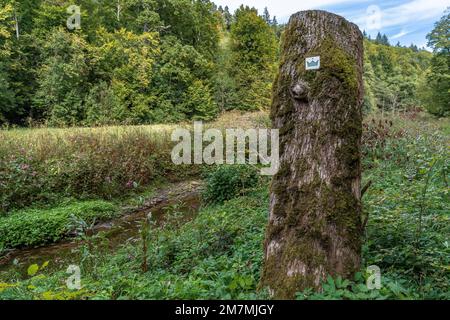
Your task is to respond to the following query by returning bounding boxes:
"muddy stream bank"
[0,181,203,277]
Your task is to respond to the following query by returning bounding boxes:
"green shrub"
[361,116,449,299]
[296,273,419,300]
[0,200,118,249]
[202,165,259,204]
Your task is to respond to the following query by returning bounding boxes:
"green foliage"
[33,28,90,125]
[0,200,118,249]
[84,82,123,125]
[222,6,233,31]
[364,39,432,113]
[363,124,449,299]
[231,6,277,69]
[156,0,220,58]
[426,9,450,52]
[420,10,450,117]
[213,34,239,111]
[203,165,259,204]
[374,32,390,46]
[27,263,41,277]
[295,114,449,300]
[150,35,216,122]
[0,126,186,212]
[0,259,90,300]
[230,6,278,111]
[29,25,161,125]
[1,1,443,124]
[182,80,218,121]
[0,0,221,125]
[31,1,67,37]
[87,28,160,124]
[0,2,16,124]
[296,273,417,300]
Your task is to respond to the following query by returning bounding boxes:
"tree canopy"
[0,2,447,126]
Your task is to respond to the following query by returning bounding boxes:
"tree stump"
[260,10,364,299]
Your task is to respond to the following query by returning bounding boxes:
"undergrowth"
[0,113,448,300]
[0,201,118,250]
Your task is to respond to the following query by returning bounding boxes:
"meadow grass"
[0,111,448,300]
[0,201,118,250]
[0,124,186,213]
[0,111,267,213]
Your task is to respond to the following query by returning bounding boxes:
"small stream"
[0,182,202,277]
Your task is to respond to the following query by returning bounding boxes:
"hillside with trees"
[364,36,432,114]
[0,1,447,127]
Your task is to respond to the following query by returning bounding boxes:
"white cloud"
[215,0,449,46]
[214,0,367,18]
[352,0,450,29]
[216,0,449,28]
[390,30,410,39]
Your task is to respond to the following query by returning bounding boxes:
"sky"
[214,0,450,49]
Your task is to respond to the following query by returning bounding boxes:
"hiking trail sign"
[305,56,320,70]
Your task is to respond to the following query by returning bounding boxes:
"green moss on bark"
[262,10,363,299]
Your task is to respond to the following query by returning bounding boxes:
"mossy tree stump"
[260,10,364,299]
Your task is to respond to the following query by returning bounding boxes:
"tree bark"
[260,10,364,299]
[14,10,20,39]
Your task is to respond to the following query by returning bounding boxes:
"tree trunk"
[14,10,20,39]
[117,1,121,22]
[260,10,364,299]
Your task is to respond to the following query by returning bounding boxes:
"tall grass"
[0,112,269,214]
[0,125,194,214]
[1,111,447,215]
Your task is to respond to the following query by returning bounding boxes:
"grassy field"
[0,111,448,300]
[0,111,267,251]
[0,111,268,213]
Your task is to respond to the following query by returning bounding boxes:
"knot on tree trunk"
[291,80,310,102]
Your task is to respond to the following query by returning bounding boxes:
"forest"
[0,0,449,302]
[0,0,448,127]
